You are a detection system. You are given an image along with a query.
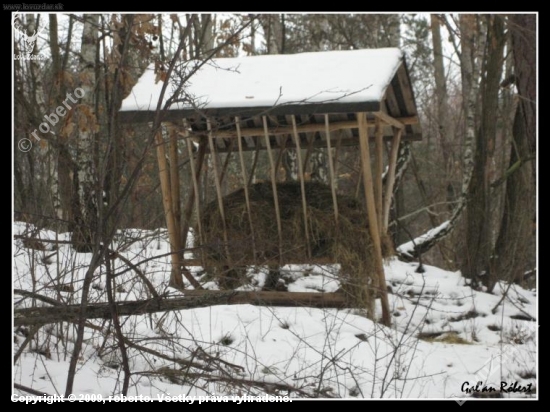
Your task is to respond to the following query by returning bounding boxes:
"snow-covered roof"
[120,48,403,114]
[119,48,421,147]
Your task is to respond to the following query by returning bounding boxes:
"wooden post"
[356,112,391,327]
[262,116,284,263]
[183,121,206,268]
[219,140,234,185]
[207,119,231,263]
[168,125,181,240]
[291,115,311,258]
[383,127,403,231]
[333,130,343,179]
[154,126,183,289]
[374,118,384,234]
[169,123,202,289]
[325,114,339,224]
[235,117,257,262]
[180,139,207,262]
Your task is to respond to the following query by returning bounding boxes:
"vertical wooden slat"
[357,112,391,327]
[333,129,343,179]
[262,116,284,263]
[168,124,181,237]
[180,137,207,264]
[155,127,180,287]
[383,127,403,231]
[219,139,234,185]
[207,119,231,263]
[374,117,384,234]
[183,120,206,267]
[324,114,339,224]
[235,116,257,262]
[291,115,311,258]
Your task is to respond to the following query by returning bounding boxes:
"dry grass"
[197,181,388,313]
[418,331,472,345]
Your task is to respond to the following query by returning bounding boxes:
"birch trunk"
[73,14,99,251]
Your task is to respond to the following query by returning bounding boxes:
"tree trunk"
[492,14,536,287]
[72,14,99,252]
[47,14,63,224]
[260,14,284,54]
[492,104,535,285]
[509,14,536,181]
[460,16,505,289]
[431,14,455,185]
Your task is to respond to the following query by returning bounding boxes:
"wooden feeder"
[120,48,422,326]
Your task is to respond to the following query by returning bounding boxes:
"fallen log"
[14,291,348,327]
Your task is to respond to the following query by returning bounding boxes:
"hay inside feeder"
[198,181,387,309]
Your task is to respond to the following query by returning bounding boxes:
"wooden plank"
[291,115,311,258]
[325,114,339,224]
[186,117,419,140]
[357,112,391,326]
[235,116,257,262]
[182,132,420,154]
[263,116,284,263]
[382,127,403,231]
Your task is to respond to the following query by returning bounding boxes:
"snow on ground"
[13,222,537,399]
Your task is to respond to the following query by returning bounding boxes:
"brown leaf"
[155,71,167,84]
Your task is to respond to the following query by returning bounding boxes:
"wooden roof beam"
[185,116,418,139]
[373,111,405,130]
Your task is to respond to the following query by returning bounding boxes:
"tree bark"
[65,14,99,397]
[492,14,536,286]
[431,14,455,188]
[491,104,535,285]
[460,15,505,289]
[72,14,99,252]
[509,14,536,180]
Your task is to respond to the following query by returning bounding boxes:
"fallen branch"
[14,291,348,327]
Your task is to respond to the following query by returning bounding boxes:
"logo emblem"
[12,12,44,56]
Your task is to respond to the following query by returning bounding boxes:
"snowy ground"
[13,222,537,399]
